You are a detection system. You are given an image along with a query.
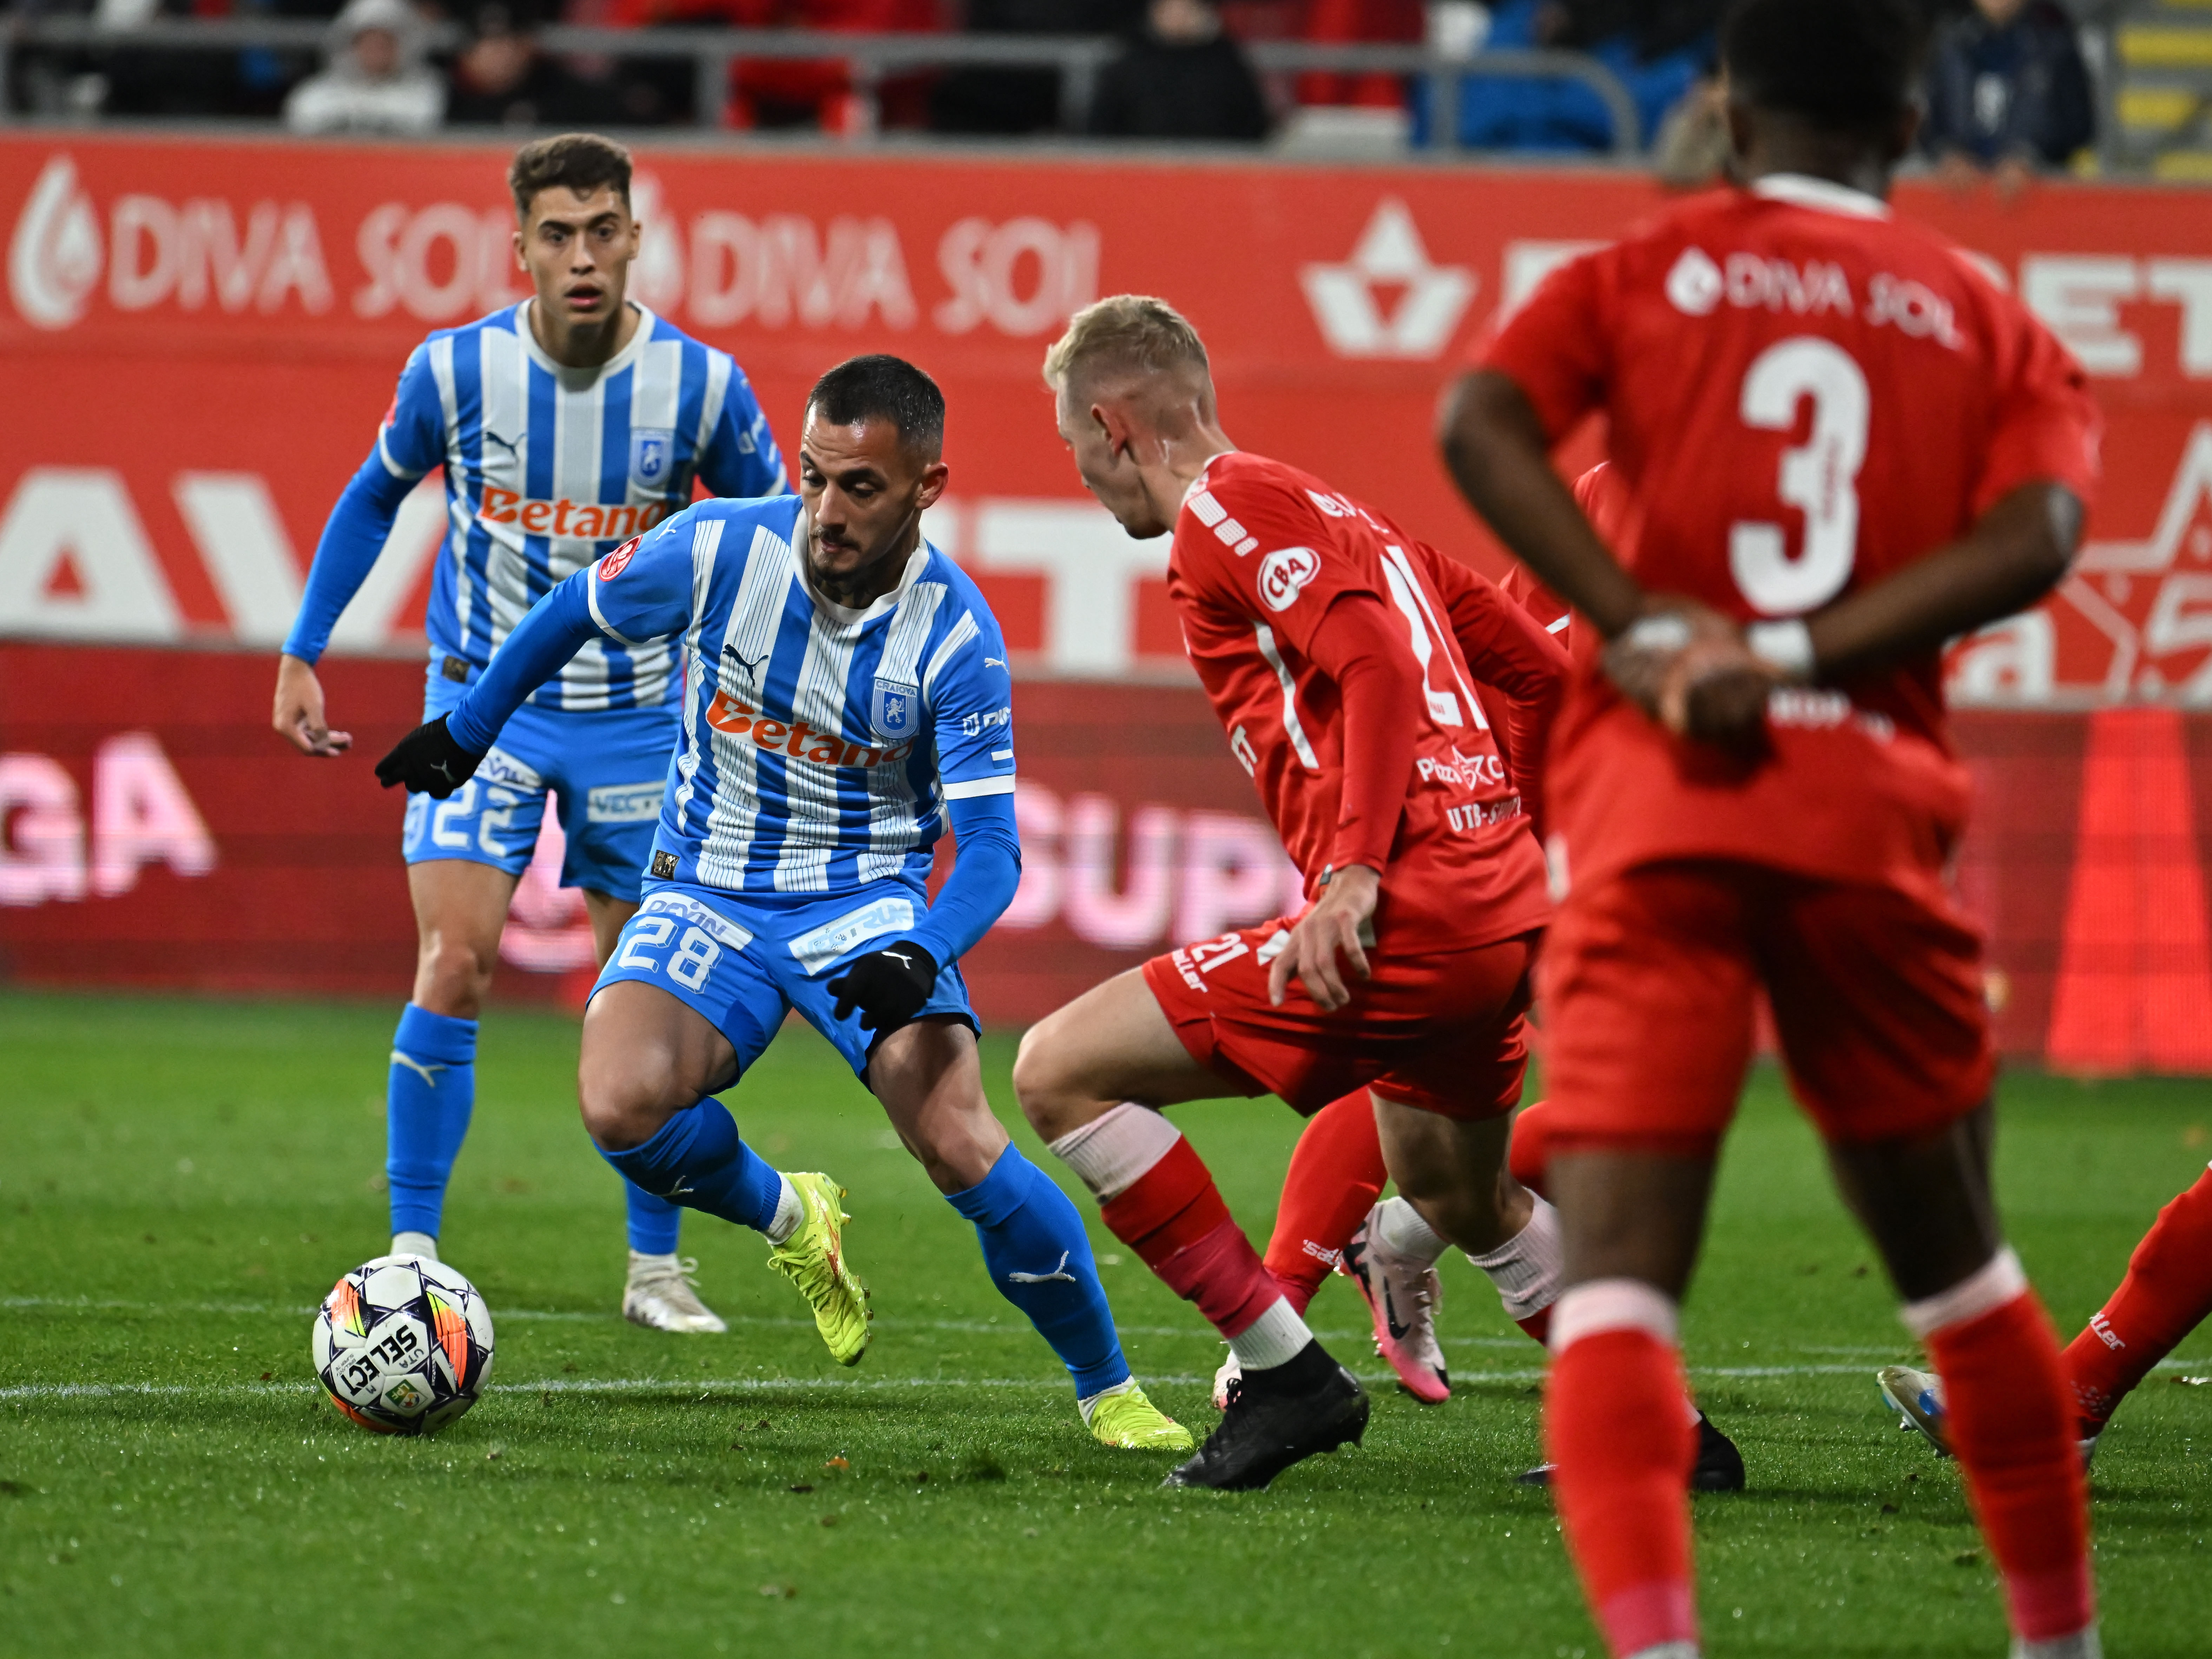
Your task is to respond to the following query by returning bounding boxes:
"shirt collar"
[792,504,930,626]
[1750,173,1891,221]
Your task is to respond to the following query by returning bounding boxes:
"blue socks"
[385,1003,477,1240]
[626,1185,684,1255]
[599,1097,786,1234]
[949,1145,1130,1399]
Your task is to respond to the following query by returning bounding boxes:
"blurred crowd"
[5,0,2100,171]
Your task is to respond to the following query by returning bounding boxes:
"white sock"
[1625,1644,1701,1659]
[2013,1630,2101,1659]
[1227,1297,1312,1370]
[1465,1193,1564,1322]
[1046,1102,1181,1201]
[763,1174,802,1245]
[390,1231,437,1261]
[628,1249,679,1274]
[1374,1195,1448,1264]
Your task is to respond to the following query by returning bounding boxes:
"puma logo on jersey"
[722,644,769,679]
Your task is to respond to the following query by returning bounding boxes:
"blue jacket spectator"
[1415,0,1713,152]
[1925,0,2094,171]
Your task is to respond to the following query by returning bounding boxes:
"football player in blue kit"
[273,133,785,1331]
[373,354,1193,1450]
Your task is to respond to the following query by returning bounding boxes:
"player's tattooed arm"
[1436,370,1649,642]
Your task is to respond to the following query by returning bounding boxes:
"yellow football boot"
[1084,1383,1195,1452]
[766,1172,871,1366]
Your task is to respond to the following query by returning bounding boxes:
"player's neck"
[804,515,921,613]
[528,297,642,370]
[1738,127,1894,203]
[1142,424,1236,526]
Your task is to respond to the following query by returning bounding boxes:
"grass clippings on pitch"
[0,989,2206,1657]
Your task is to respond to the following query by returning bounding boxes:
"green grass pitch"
[0,990,2206,1657]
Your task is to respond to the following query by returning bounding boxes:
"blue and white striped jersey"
[375,301,786,712]
[581,494,1017,895]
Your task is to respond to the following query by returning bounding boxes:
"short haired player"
[1014,296,1572,1489]
[1440,0,2103,1653]
[274,134,786,1332]
[375,355,1192,1452]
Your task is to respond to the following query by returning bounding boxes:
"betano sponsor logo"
[476,488,672,541]
[703,692,917,770]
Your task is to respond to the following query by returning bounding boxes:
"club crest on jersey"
[599,536,642,581]
[1259,546,1321,612]
[871,679,921,742]
[630,428,675,488]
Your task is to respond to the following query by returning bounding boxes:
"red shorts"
[1142,918,1538,1120]
[1540,861,1994,1152]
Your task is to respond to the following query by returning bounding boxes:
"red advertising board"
[6,641,2211,1072]
[7,135,2212,1068]
[7,132,2212,698]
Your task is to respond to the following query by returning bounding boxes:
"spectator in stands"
[284,0,445,131]
[1086,0,1268,138]
[603,0,934,132]
[1422,0,1716,152]
[446,0,617,124]
[1925,0,2095,193]
[930,0,1143,135]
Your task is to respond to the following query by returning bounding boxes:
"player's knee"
[413,934,496,1018]
[1010,1020,1077,1139]
[577,1045,687,1153]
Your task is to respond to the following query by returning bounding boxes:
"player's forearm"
[1803,482,2081,683]
[446,580,597,753]
[911,793,1021,966]
[282,455,418,664]
[1317,600,1424,874]
[1438,371,1646,640]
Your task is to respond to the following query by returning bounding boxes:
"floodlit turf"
[0,990,2207,1658]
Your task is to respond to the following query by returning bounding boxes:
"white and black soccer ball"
[312,1255,495,1435]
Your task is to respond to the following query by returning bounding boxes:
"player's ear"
[1093,400,1134,461]
[512,224,527,276]
[914,459,951,514]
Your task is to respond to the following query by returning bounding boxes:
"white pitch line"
[9,1358,2204,1405]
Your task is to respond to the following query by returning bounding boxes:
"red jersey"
[1477,175,2099,901]
[1500,463,1633,664]
[1168,449,1563,955]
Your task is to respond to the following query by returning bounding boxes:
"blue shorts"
[592,878,977,1083]
[403,676,675,904]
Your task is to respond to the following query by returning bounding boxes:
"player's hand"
[1603,599,1776,748]
[828,940,939,1033]
[1269,864,1378,1012]
[374,716,483,799]
[273,653,351,758]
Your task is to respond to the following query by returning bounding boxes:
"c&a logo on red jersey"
[599,536,642,581]
[1259,546,1321,612]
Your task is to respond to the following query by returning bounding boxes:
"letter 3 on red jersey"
[1475,175,2100,903]
[1168,450,1551,954]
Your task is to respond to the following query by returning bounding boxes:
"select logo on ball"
[312,1255,495,1436]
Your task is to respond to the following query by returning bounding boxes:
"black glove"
[827,940,939,1033]
[374,715,484,799]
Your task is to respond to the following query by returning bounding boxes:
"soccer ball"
[312,1254,495,1435]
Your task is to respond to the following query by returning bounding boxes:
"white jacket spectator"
[284,0,446,136]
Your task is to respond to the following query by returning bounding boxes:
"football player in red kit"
[1882,1162,2212,1465]
[1012,294,1572,1491]
[1244,464,1743,1492]
[1438,1,2102,1655]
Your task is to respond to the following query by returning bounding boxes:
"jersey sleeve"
[281,346,445,663]
[924,597,1018,801]
[1973,295,2102,517]
[697,358,790,500]
[582,511,701,647]
[1184,470,1378,656]
[377,344,446,481]
[1470,247,1614,445]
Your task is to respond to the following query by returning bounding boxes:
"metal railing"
[0,15,1644,153]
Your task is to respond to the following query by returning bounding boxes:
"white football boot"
[624,1252,729,1334]
[1212,1347,1242,1410]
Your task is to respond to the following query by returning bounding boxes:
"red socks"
[1509,1096,1559,1199]
[1262,1090,1389,1316]
[1908,1257,2095,1646]
[2063,1164,2212,1431]
[1546,1283,1698,1658]
[1098,1134,1281,1340]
